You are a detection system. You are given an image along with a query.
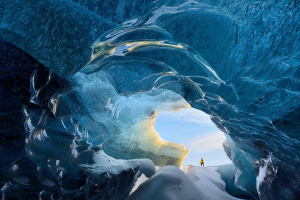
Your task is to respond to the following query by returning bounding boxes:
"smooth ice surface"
[216,164,255,199]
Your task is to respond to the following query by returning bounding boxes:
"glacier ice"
[216,164,254,199]
[0,0,300,199]
[0,0,117,76]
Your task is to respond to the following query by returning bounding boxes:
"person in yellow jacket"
[200,158,204,167]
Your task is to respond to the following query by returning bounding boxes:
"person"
[200,158,204,167]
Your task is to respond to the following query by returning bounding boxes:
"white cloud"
[155,107,227,153]
[186,133,226,153]
[157,108,211,124]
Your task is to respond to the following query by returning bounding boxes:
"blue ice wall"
[0,0,117,76]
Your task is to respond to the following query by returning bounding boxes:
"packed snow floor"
[129,165,242,200]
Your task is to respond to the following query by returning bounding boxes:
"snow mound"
[129,165,241,200]
[187,166,242,200]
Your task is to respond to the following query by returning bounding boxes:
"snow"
[256,155,278,196]
[256,161,267,195]
[129,165,209,200]
[186,166,242,200]
[129,165,242,200]
[130,166,160,194]
[129,159,156,178]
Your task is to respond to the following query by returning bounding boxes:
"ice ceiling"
[0,0,299,200]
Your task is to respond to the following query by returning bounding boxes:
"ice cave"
[0,0,299,200]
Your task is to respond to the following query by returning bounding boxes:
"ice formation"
[0,0,300,199]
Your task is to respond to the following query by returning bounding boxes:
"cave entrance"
[154,107,231,167]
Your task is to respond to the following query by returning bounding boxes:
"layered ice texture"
[0,0,300,199]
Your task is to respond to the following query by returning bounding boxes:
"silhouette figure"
[200,158,204,167]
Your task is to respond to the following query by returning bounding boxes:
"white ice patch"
[256,160,268,194]
[256,155,278,195]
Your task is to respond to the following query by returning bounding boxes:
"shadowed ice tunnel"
[0,0,299,200]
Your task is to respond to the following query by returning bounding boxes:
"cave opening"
[154,107,232,167]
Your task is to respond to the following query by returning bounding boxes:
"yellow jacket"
[200,159,204,163]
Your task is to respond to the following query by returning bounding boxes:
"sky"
[154,107,232,166]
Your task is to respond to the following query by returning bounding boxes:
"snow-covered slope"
[129,165,242,200]
[187,166,242,200]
